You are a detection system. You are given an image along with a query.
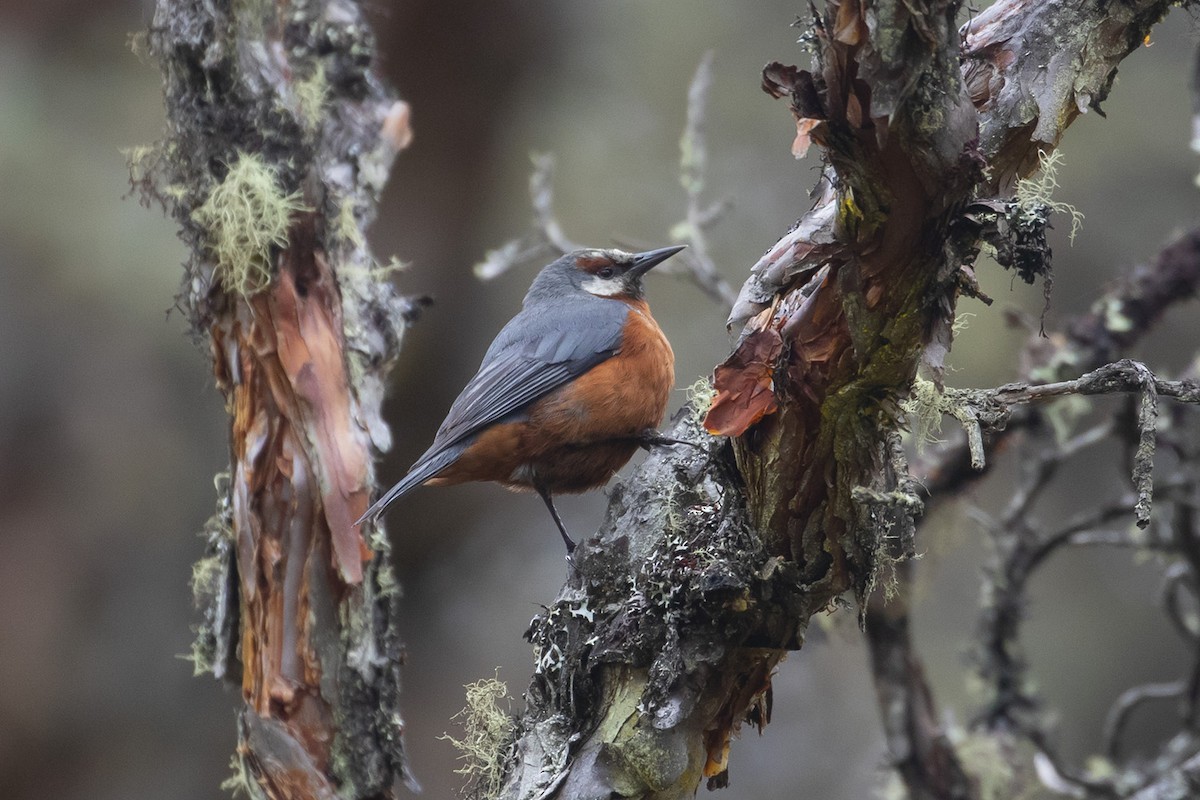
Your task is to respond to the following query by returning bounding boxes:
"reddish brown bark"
[142,0,418,796]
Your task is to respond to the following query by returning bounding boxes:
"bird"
[358,245,686,552]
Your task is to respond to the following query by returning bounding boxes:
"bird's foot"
[635,429,702,452]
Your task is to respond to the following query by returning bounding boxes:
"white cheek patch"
[582,275,627,297]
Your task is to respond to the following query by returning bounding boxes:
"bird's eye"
[597,267,616,279]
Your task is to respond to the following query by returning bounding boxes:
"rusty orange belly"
[429,301,674,493]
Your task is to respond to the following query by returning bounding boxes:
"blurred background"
[1,1,1197,798]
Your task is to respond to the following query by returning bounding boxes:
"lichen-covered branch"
[961,376,1200,798]
[482,1,1184,798]
[918,225,1200,498]
[135,0,419,796]
[870,218,1200,800]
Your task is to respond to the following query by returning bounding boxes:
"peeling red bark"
[145,0,416,794]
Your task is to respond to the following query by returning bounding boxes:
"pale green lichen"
[373,255,409,280]
[293,63,329,133]
[1015,150,1084,243]
[126,30,152,62]
[185,554,226,675]
[366,527,400,598]
[122,144,159,183]
[668,219,695,242]
[1045,394,1092,445]
[902,371,988,453]
[230,0,271,39]
[1028,346,1082,385]
[953,311,975,335]
[341,254,409,283]
[374,561,399,598]
[685,377,717,419]
[333,197,365,250]
[1099,296,1134,333]
[875,770,907,800]
[955,732,1045,800]
[1084,755,1117,782]
[219,753,265,799]
[903,376,954,447]
[875,538,922,604]
[191,153,307,296]
[440,676,515,799]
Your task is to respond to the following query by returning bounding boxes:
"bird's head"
[529,245,686,304]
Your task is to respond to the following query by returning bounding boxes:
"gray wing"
[428,296,629,451]
[358,296,629,523]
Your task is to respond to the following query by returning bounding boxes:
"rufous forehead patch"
[574,251,614,273]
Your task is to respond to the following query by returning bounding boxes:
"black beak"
[628,245,687,279]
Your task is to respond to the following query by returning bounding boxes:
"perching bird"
[358,245,684,552]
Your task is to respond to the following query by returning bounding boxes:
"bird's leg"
[634,428,702,452]
[533,475,576,554]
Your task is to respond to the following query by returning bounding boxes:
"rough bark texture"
[137,0,419,796]
[491,2,1180,799]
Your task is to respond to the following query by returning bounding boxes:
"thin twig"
[473,154,566,280]
[529,153,581,254]
[1103,681,1188,759]
[673,52,738,309]
[476,56,738,313]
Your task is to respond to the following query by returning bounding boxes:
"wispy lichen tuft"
[686,377,718,419]
[191,153,307,296]
[333,197,365,250]
[219,752,265,799]
[293,63,329,133]
[903,376,951,447]
[1015,149,1084,243]
[440,676,515,799]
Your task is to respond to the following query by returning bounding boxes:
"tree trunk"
[493,2,1179,798]
[137,0,420,796]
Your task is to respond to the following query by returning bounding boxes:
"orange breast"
[533,299,674,441]
[429,301,675,494]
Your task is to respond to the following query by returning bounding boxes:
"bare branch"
[473,154,566,281]
[477,55,738,309]
[1103,682,1188,760]
[529,153,582,254]
[671,51,739,310]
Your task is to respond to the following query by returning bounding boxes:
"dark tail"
[355,447,462,526]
